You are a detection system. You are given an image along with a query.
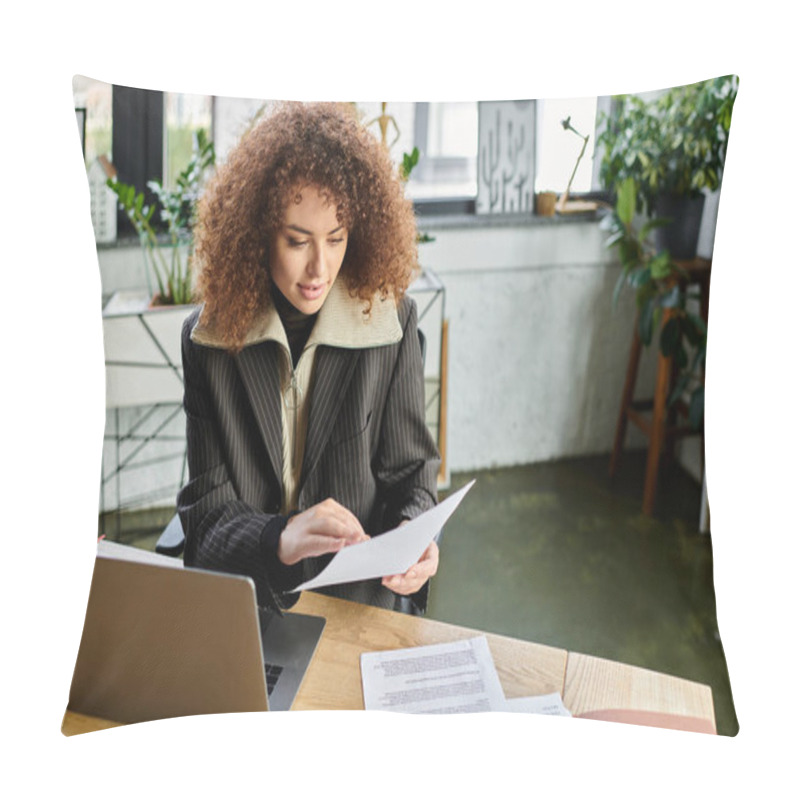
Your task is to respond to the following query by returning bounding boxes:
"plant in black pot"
[596,75,738,260]
[601,177,707,428]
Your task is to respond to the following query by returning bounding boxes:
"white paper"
[504,693,573,716]
[360,635,507,714]
[293,479,475,592]
[97,539,184,569]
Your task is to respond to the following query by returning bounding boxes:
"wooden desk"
[62,592,715,734]
[289,593,568,710]
[564,652,715,722]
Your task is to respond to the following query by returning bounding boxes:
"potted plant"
[107,129,215,306]
[601,177,707,428]
[596,75,738,259]
[397,145,434,244]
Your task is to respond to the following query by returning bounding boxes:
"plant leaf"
[682,314,702,346]
[659,285,681,308]
[689,386,704,429]
[619,239,641,269]
[630,266,652,288]
[668,372,691,406]
[649,251,673,280]
[687,312,707,337]
[638,216,673,242]
[660,316,681,357]
[604,230,626,248]
[638,296,655,345]
[616,177,637,226]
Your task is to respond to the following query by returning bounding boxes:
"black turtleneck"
[271,285,318,367]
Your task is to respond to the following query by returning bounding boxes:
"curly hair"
[194,101,420,352]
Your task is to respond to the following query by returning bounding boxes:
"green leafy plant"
[107,129,215,305]
[396,145,435,244]
[601,177,707,428]
[596,76,738,217]
[399,146,420,181]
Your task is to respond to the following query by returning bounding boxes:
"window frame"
[111,85,165,239]
[410,99,607,217]
[407,102,478,214]
[105,94,610,236]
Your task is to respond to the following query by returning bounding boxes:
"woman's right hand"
[277,498,369,565]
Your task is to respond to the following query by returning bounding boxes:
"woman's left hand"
[382,539,439,596]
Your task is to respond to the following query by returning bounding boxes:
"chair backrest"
[155,513,185,556]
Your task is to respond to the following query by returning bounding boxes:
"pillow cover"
[68,76,738,737]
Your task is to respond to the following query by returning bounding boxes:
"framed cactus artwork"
[477,100,536,214]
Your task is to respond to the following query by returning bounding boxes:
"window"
[535,97,598,195]
[111,85,165,238]
[356,102,477,203]
[73,77,213,239]
[164,91,213,190]
[76,86,603,246]
[408,102,479,200]
[72,75,112,168]
[356,100,599,210]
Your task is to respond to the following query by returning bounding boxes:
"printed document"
[293,480,475,593]
[504,693,572,716]
[360,635,507,714]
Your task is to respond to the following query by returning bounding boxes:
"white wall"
[418,196,719,480]
[417,217,658,473]
[96,214,661,510]
[96,92,719,495]
[96,188,721,510]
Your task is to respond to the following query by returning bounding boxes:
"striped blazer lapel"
[234,342,284,487]
[301,346,360,486]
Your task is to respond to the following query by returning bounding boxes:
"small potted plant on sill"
[107,128,215,306]
[398,145,435,244]
[601,177,707,428]
[596,75,738,260]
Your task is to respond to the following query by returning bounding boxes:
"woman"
[177,102,440,615]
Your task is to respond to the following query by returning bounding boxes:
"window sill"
[413,191,610,232]
[97,208,605,249]
[95,233,190,251]
[417,208,602,233]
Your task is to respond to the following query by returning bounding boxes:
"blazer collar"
[190,278,402,352]
[191,279,404,498]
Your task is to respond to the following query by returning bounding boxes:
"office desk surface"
[62,591,715,734]
[563,651,715,722]
[291,592,568,711]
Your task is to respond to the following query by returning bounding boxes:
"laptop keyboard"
[264,662,284,696]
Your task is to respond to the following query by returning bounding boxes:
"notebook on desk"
[67,541,325,724]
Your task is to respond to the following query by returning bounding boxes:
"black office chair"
[155,513,185,556]
[155,328,428,558]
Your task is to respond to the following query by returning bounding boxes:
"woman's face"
[269,184,349,315]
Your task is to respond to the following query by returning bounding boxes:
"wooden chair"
[609,258,711,515]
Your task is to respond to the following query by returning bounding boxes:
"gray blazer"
[177,296,440,613]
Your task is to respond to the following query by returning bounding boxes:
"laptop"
[67,540,325,724]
